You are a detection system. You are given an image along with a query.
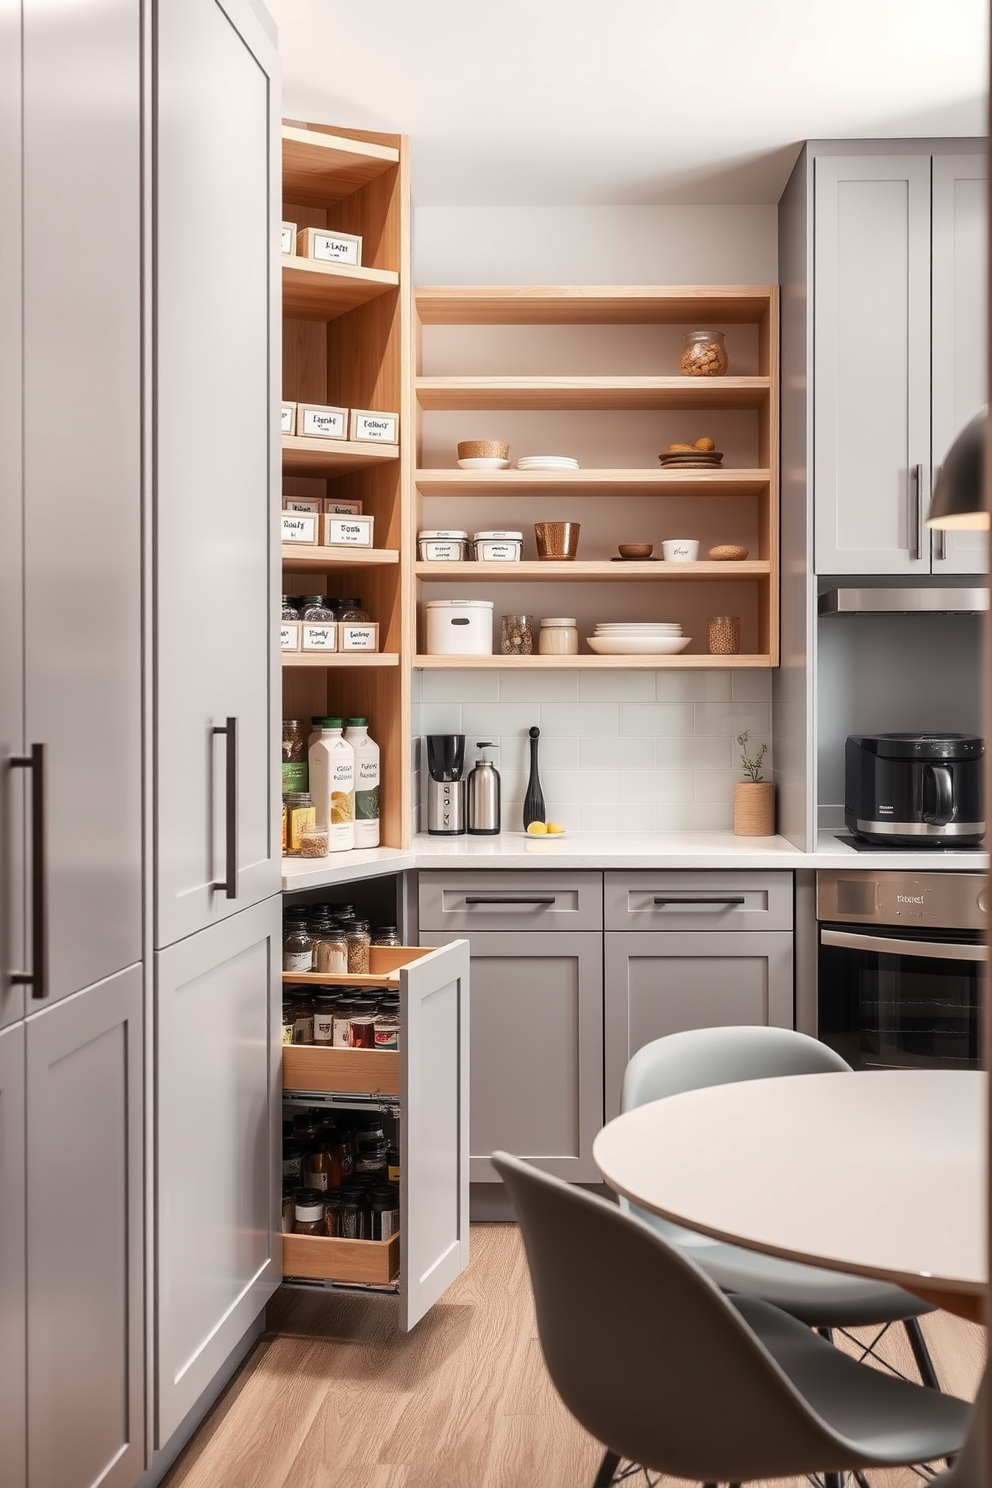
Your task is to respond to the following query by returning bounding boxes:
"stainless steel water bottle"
[467,742,501,835]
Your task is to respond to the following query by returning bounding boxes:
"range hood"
[818,587,989,616]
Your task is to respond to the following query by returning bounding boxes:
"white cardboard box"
[324,514,374,548]
[283,496,322,514]
[324,498,363,516]
[280,621,302,651]
[301,622,338,652]
[340,622,379,652]
[281,221,297,255]
[349,408,398,444]
[297,403,348,440]
[297,226,362,266]
[280,511,319,545]
[281,401,297,435]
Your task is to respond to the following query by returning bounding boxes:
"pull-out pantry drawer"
[419,870,602,934]
[604,871,793,933]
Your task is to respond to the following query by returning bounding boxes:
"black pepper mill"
[523,726,545,829]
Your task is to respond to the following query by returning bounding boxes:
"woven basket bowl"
[457,439,510,460]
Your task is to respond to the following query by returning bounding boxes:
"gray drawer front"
[604,871,793,933]
[418,870,603,933]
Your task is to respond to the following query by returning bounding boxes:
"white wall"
[411,203,779,834]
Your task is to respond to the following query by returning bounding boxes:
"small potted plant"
[734,731,774,836]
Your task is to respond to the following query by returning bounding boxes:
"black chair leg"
[903,1315,940,1390]
[823,1474,845,1488]
[591,1448,620,1488]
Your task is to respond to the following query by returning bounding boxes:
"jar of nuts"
[680,330,728,377]
[500,613,535,655]
[707,615,740,655]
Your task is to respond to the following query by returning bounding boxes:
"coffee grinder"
[426,734,466,835]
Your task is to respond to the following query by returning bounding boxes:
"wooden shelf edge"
[414,560,770,580]
[281,436,400,475]
[413,654,775,669]
[281,652,400,668]
[414,285,775,325]
[282,545,400,567]
[283,258,399,291]
[282,123,399,167]
[415,468,771,494]
[415,376,771,412]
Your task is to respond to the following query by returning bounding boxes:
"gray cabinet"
[604,872,793,1119]
[419,871,604,1182]
[154,0,280,951]
[813,146,987,576]
[155,898,281,1445]
[0,1023,25,1488]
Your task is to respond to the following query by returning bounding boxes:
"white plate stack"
[516,455,580,471]
[587,622,691,656]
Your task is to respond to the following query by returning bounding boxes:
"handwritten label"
[283,497,322,514]
[281,513,318,544]
[326,516,373,547]
[281,404,296,434]
[300,406,346,439]
[302,623,337,651]
[341,625,378,651]
[477,542,518,561]
[311,230,361,265]
[351,410,398,443]
[281,623,301,651]
[325,500,363,516]
[280,223,296,254]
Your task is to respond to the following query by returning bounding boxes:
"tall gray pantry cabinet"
[0,2,281,1486]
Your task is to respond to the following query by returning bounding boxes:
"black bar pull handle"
[11,743,48,999]
[464,895,557,906]
[652,895,746,907]
[212,718,238,899]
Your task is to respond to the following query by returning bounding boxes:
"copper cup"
[534,521,580,560]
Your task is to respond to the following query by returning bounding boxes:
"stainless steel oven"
[817,870,986,1071]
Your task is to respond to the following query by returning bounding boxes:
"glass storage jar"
[707,615,740,655]
[500,613,535,655]
[371,925,401,947]
[292,1190,326,1236]
[282,920,313,974]
[680,329,728,377]
[313,922,348,975]
[284,791,316,855]
[538,617,579,655]
[345,921,371,974]
[282,719,307,794]
[300,594,334,621]
[335,597,369,623]
[281,595,300,620]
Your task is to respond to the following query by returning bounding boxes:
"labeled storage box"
[281,511,320,545]
[283,495,322,514]
[340,622,379,653]
[281,221,297,255]
[324,497,364,516]
[324,513,374,548]
[301,622,337,652]
[298,403,348,440]
[349,408,398,444]
[281,401,297,435]
[280,621,302,652]
[297,226,362,266]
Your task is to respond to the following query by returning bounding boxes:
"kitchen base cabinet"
[0,1023,25,1488]
[155,899,281,1447]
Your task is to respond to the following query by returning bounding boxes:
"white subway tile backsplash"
[419,703,464,734]
[618,768,694,803]
[731,670,773,702]
[530,734,580,769]
[497,668,580,701]
[463,702,538,736]
[540,701,620,734]
[422,669,500,702]
[577,670,656,702]
[579,734,657,769]
[657,734,732,768]
[543,768,618,804]
[692,767,741,804]
[655,801,733,831]
[618,702,694,736]
[693,700,771,738]
[579,801,658,833]
[655,672,732,702]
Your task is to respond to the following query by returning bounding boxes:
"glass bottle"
[312,921,348,976]
[344,717,380,848]
[309,718,355,850]
[371,925,401,947]
[332,995,360,1047]
[345,920,371,974]
[292,1190,326,1236]
[282,921,313,974]
[281,719,307,794]
[335,596,369,622]
[300,594,333,620]
[373,1000,400,1051]
[311,993,339,1045]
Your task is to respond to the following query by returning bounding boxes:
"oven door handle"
[821,927,987,961]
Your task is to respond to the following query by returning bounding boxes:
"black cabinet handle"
[11,743,48,999]
[464,896,557,906]
[652,895,746,907]
[212,718,238,898]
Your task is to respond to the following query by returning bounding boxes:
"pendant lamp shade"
[926,408,988,530]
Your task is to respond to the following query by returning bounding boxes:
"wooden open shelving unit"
[281,121,411,848]
[412,285,779,668]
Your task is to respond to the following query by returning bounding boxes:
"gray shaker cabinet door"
[0,1023,25,1488]
[155,897,281,1446]
[22,0,143,1001]
[814,154,932,575]
[604,931,794,1120]
[26,966,144,1488]
[400,939,470,1331]
[931,151,989,577]
[154,0,280,949]
[423,931,604,1183]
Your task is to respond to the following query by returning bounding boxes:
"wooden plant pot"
[733,781,775,836]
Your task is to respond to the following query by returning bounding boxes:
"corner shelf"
[415,375,771,412]
[282,435,399,476]
[282,652,399,669]
[282,125,399,206]
[414,560,769,582]
[282,258,399,320]
[415,468,772,497]
[413,653,774,670]
[282,545,400,568]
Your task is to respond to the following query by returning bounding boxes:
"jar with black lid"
[374,996,400,1051]
[354,1116,388,1176]
[370,925,401,947]
[283,918,313,973]
[345,920,371,975]
[369,1185,400,1240]
[282,1137,304,1189]
[332,995,359,1047]
[337,1186,366,1239]
[386,1145,401,1183]
[324,1191,343,1237]
[293,1189,326,1235]
[300,594,333,621]
[334,597,369,623]
[312,920,348,976]
[312,994,339,1045]
[282,595,300,621]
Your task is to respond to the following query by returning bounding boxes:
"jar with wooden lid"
[680,329,728,377]
[292,1190,326,1236]
[538,617,579,656]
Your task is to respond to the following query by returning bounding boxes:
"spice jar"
[311,994,339,1045]
[345,921,371,974]
[349,1009,376,1048]
[281,998,295,1045]
[284,791,316,855]
[288,992,314,1044]
[282,1137,304,1189]
[334,597,369,623]
[354,1117,388,1176]
[538,617,579,656]
[313,922,348,975]
[374,1001,400,1051]
[282,595,300,620]
[324,1192,343,1236]
[305,1133,335,1192]
[300,594,334,621]
[680,329,728,377]
[707,615,740,655]
[298,821,329,858]
[500,613,535,655]
[332,995,360,1047]
[386,1145,401,1183]
[283,919,313,974]
[370,925,401,947]
[282,719,307,794]
[369,1186,400,1240]
[292,1190,326,1236]
[337,1190,365,1239]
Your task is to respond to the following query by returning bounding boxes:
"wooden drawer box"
[283,1043,399,1096]
[282,1230,399,1285]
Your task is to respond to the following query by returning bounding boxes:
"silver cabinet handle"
[652,895,746,907]
[10,743,48,999]
[463,896,556,906]
[932,463,947,560]
[821,926,986,962]
[911,463,926,561]
[212,717,238,898]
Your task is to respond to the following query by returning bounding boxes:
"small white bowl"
[458,457,511,470]
[661,539,699,562]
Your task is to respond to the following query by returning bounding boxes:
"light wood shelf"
[415,560,769,581]
[282,124,399,207]
[282,652,400,669]
[414,653,774,670]
[415,376,771,412]
[282,545,400,568]
[415,285,776,325]
[282,435,399,476]
[283,258,398,320]
[415,468,771,497]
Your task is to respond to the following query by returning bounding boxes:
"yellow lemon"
[526,820,548,835]
[546,822,565,834]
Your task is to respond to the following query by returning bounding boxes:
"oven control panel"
[817,870,986,930]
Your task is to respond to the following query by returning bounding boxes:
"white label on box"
[283,497,322,513]
[281,223,296,254]
[479,543,518,561]
[281,624,301,651]
[311,231,360,265]
[341,625,377,651]
[281,404,295,434]
[352,411,397,443]
[281,512,318,544]
[326,517,372,547]
[302,623,337,651]
[325,500,363,516]
[301,407,346,439]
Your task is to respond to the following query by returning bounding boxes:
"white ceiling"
[269,0,988,207]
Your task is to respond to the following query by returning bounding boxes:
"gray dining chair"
[619,1025,941,1388]
[492,1150,968,1488]
[930,1369,987,1485]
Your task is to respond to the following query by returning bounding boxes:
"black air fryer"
[845,733,985,846]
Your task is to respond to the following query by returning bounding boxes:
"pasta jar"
[538,617,579,656]
[680,329,728,377]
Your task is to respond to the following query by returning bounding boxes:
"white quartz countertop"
[281,832,988,888]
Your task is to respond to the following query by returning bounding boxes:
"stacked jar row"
[282,719,381,857]
[283,987,401,1051]
[283,905,400,974]
[284,1107,400,1239]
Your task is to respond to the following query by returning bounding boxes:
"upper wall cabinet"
[814,148,987,576]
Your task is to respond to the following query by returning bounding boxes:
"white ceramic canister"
[417,529,469,561]
[425,599,494,656]
[538,617,579,655]
[472,530,523,562]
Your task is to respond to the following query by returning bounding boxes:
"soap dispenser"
[467,741,501,835]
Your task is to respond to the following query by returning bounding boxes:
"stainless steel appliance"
[466,741,501,835]
[426,733,466,835]
[844,732,984,846]
[817,869,986,1071]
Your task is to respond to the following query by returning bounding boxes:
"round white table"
[592,1068,988,1323]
